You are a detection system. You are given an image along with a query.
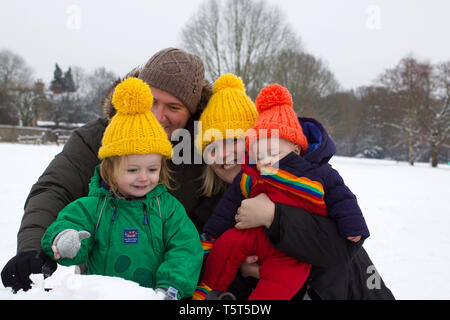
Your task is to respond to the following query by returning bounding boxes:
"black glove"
[1,250,57,293]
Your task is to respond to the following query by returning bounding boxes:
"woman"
[193,74,394,300]
[1,48,212,293]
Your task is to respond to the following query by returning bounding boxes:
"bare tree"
[0,49,38,125]
[0,49,34,89]
[426,61,450,166]
[377,55,434,165]
[10,80,48,127]
[179,0,301,98]
[376,55,449,166]
[81,67,117,120]
[272,50,339,114]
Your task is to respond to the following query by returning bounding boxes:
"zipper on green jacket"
[142,205,153,251]
[104,204,117,275]
[143,207,148,225]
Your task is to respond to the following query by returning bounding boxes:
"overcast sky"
[1,0,449,90]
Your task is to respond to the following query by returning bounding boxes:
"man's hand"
[1,250,57,292]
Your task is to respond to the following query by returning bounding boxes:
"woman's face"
[205,138,245,184]
[150,86,191,138]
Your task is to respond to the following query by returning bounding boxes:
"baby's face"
[251,137,299,173]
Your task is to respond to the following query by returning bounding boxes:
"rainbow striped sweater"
[203,152,370,240]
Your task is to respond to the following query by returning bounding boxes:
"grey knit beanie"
[139,48,205,114]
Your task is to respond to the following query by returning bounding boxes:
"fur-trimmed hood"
[102,67,212,121]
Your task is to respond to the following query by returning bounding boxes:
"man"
[1,48,211,292]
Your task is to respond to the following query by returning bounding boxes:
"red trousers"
[202,227,311,300]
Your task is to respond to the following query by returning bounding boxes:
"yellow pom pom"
[112,77,153,115]
[213,73,245,94]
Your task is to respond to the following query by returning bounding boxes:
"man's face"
[150,86,191,138]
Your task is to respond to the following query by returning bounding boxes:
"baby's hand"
[347,235,362,242]
[235,193,275,230]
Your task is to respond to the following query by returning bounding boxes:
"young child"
[194,84,370,300]
[41,77,203,300]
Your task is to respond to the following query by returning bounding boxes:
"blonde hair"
[99,155,174,195]
[200,166,229,198]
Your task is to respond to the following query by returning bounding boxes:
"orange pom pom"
[255,84,293,112]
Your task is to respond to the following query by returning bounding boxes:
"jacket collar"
[299,117,336,165]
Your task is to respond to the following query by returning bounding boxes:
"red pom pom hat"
[246,84,308,155]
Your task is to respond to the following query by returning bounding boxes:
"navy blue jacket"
[203,117,370,240]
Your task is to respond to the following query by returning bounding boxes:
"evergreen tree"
[50,64,64,93]
[48,64,79,126]
[63,67,76,92]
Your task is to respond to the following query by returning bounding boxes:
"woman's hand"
[235,193,275,230]
[239,255,260,279]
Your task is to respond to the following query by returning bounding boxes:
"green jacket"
[41,166,203,299]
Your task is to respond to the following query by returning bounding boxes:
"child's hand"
[51,245,61,260]
[155,287,179,300]
[235,193,275,230]
[52,229,91,259]
[347,235,362,242]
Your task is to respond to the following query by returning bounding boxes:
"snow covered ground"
[0,143,449,299]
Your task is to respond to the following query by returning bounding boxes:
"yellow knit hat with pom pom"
[98,77,173,159]
[195,73,258,153]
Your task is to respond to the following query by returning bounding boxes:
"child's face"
[251,137,300,173]
[116,154,163,198]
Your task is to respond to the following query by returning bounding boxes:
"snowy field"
[0,142,449,300]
